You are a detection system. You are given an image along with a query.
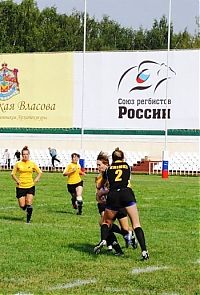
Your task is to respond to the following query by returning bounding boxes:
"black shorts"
[106,187,136,211]
[16,186,35,199]
[115,208,127,220]
[67,181,83,195]
[97,203,127,220]
[97,202,106,214]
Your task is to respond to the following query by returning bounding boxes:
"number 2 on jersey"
[115,169,122,181]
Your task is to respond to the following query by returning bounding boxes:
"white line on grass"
[131,266,169,274]
[0,204,49,210]
[0,206,16,210]
[14,293,33,295]
[0,201,96,211]
[105,287,142,293]
[49,279,97,290]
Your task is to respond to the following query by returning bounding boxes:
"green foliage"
[0,0,199,52]
[146,16,170,49]
[0,172,199,294]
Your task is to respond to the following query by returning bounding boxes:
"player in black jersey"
[94,148,149,260]
[95,152,137,255]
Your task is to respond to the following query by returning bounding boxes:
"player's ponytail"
[112,147,124,162]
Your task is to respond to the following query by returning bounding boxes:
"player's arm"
[96,188,107,203]
[33,164,43,184]
[11,164,20,185]
[63,165,75,176]
[79,170,86,176]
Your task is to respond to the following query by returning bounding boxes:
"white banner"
[73,49,199,130]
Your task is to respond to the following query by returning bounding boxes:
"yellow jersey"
[96,174,111,190]
[96,174,103,188]
[11,160,42,188]
[64,162,82,184]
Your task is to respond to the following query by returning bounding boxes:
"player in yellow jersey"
[63,153,85,215]
[11,146,42,223]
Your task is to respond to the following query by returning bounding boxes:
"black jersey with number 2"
[104,160,131,191]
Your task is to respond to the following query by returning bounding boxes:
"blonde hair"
[112,147,124,162]
[97,151,109,165]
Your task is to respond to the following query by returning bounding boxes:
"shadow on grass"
[66,243,97,255]
[66,243,123,258]
[0,215,24,222]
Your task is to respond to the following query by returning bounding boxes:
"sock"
[71,195,77,207]
[121,228,129,237]
[26,205,33,223]
[77,200,83,212]
[101,224,110,241]
[112,241,123,254]
[21,205,27,211]
[77,196,83,214]
[134,227,147,251]
[111,224,122,235]
[106,231,117,246]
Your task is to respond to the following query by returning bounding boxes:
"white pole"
[164,0,172,151]
[80,0,87,151]
[162,0,172,178]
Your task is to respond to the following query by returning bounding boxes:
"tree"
[146,16,171,50]
[0,0,20,52]
[16,0,41,52]
[0,1,197,52]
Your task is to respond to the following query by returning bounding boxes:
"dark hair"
[112,147,124,162]
[21,146,30,155]
[71,153,80,159]
[97,151,109,165]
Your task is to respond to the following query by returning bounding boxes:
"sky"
[14,0,199,35]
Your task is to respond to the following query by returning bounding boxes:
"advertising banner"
[0,50,199,131]
[74,50,199,130]
[0,53,73,128]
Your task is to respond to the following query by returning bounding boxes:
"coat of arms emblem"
[0,63,19,101]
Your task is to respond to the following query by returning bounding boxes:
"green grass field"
[0,171,199,295]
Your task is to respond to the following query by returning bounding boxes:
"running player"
[95,151,137,255]
[11,146,42,223]
[94,148,149,260]
[63,153,85,215]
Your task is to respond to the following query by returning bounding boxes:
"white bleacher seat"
[0,149,199,175]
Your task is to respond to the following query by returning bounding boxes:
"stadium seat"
[0,149,199,175]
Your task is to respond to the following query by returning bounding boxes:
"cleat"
[94,240,106,254]
[124,235,132,248]
[76,211,82,215]
[141,250,149,260]
[131,236,138,249]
